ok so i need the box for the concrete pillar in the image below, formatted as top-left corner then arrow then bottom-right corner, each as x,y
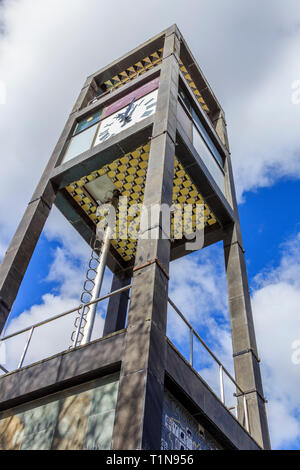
223,149 -> 271,449
0,188 -> 55,334
103,272 -> 131,336
211,109 -> 230,152
0,79 -> 92,334
112,30 -> 180,450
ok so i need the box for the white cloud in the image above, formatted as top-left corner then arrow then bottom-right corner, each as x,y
252,232 -> 300,449
1,240 -> 113,373
0,0 -> 299,451
167,233 -> 300,449
0,0 -> 299,248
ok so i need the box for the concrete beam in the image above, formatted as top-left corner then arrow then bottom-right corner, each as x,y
50,117 -> 153,189
170,224 -> 225,261
0,331 -> 125,411
165,340 -> 261,450
87,32 -> 165,87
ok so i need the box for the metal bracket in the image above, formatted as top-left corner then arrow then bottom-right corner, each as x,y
149,130 -> 176,146
29,195 -> 52,211
233,348 -> 260,363
223,239 -> 245,254
133,258 -> 170,280
235,388 -> 268,404
162,51 -> 181,67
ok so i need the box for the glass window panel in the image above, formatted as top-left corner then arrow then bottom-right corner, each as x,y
192,109 -> 224,167
63,123 -> 98,163
179,86 -> 192,113
192,125 -> 225,195
74,110 -> 102,135
177,102 -> 193,141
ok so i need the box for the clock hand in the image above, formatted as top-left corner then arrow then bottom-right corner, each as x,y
123,97 -> 136,122
116,98 -> 135,124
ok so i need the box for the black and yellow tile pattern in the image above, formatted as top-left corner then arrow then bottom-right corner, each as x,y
65,142 -> 217,262
102,49 -> 163,93
179,59 -> 210,113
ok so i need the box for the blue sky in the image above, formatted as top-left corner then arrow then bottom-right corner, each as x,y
240,179 -> 300,280
0,0 -> 300,450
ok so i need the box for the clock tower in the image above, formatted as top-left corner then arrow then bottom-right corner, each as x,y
0,25 -> 270,450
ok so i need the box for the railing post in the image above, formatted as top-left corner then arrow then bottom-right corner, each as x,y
72,304 -> 88,349
243,394 -> 250,432
219,364 -> 225,404
189,329 -> 193,367
0,363 -> 8,374
18,326 -> 34,369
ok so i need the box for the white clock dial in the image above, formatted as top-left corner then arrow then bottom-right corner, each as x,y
94,89 -> 158,146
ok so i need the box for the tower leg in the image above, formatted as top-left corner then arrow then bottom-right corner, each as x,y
0,186 -> 55,333
222,144 -> 271,449
111,30 -> 179,450
0,77 -> 92,334
103,272 -> 131,336
223,226 -> 271,449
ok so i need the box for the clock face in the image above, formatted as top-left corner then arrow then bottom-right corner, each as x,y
94,89 -> 158,146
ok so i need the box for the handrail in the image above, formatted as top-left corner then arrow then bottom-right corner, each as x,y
0,285 -> 132,343
168,297 -> 244,394
0,284 -> 132,374
0,364 -> 8,374
167,296 -> 250,433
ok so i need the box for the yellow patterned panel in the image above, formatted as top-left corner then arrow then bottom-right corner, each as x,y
179,59 -> 210,113
65,143 -> 217,262
103,49 -> 163,94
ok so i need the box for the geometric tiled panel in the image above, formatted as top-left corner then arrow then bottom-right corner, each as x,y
65,142 -> 217,262
179,59 -> 210,113
100,49 -> 163,95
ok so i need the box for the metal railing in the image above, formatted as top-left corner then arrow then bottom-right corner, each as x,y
167,297 -> 249,433
0,286 -> 249,434
0,284 -> 132,374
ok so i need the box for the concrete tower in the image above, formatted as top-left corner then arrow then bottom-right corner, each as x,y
0,25 -> 270,450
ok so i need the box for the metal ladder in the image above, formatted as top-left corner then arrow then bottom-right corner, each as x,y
70,233 -> 104,348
